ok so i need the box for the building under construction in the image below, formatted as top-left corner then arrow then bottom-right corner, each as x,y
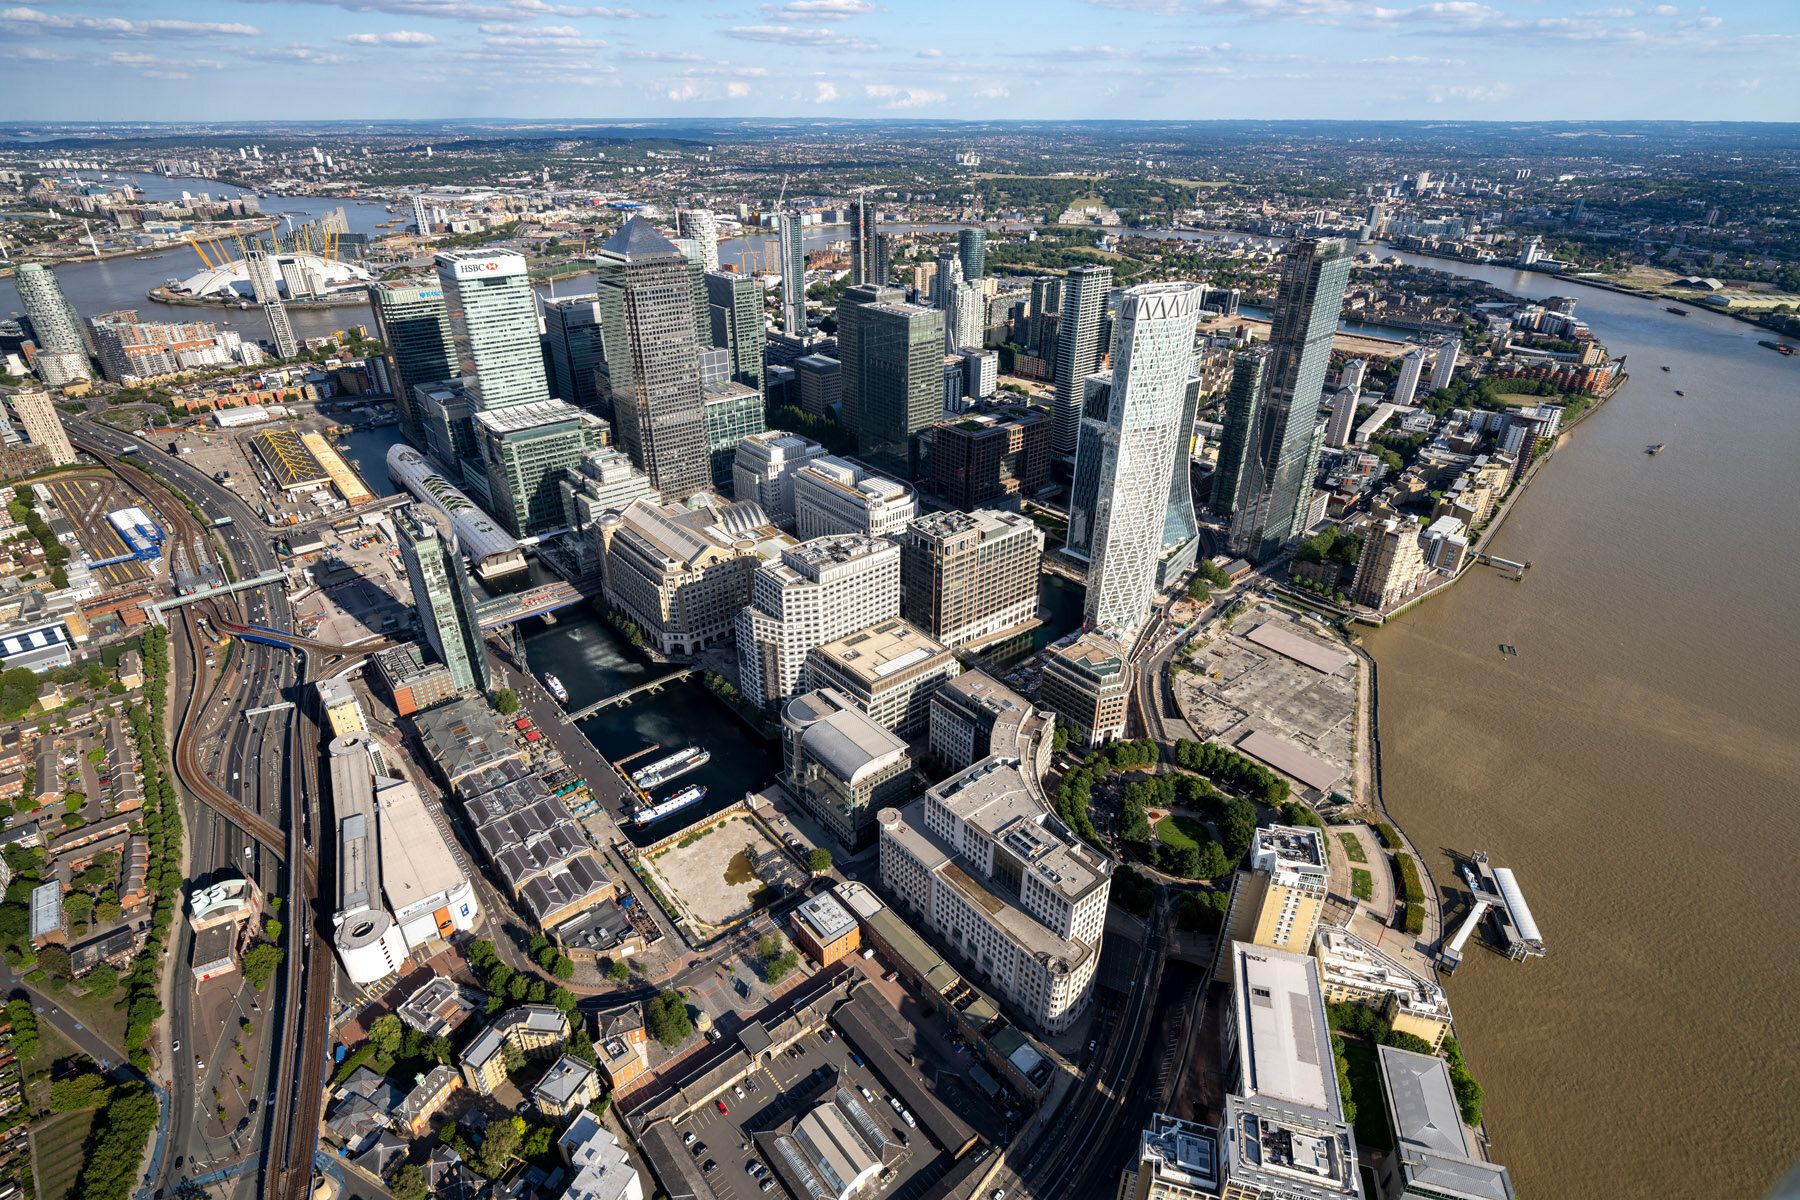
248,428 -> 330,493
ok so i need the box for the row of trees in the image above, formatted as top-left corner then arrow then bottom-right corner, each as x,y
467,938 -> 579,1014
1170,738 -> 1291,806
69,1079 -> 160,1200
758,936 -> 800,984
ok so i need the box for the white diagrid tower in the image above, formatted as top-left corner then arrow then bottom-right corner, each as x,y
1079,282 -> 1201,642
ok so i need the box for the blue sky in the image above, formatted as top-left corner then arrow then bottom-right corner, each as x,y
2,0 -> 1795,122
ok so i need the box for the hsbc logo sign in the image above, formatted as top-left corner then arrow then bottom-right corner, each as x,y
451,257 -> 517,279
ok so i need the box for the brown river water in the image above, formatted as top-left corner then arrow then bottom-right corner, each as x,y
1365,255 -> 1800,1198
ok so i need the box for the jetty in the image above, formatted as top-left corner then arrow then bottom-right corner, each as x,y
1440,850 -> 1546,970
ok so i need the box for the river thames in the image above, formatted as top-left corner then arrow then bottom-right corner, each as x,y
1367,253 -> 1800,1198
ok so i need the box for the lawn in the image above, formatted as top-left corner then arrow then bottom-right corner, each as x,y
1339,1040 -> 1394,1153
29,979 -> 129,1052
1337,833 -> 1368,864
32,1110 -> 97,1200
1156,815 -> 1212,852
1351,869 -> 1374,902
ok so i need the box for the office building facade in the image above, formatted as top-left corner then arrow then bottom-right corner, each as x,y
7,389 -> 76,467
794,354 -> 841,418
782,688 -> 911,852
475,400 -> 608,536
737,535 -> 902,713
592,218 -> 712,499
370,278 -> 458,448
436,250 -> 551,413
1050,264 -> 1112,455
540,293 -> 607,413
850,196 -> 880,287
701,380 -> 765,493
899,508 -> 1041,649
836,286 -> 944,478
732,430 -> 825,527
1217,826 -> 1328,986
704,269 -> 766,395
1039,634 -> 1132,748
957,228 -> 986,282
803,617 -> 960,738
1228,238 -> 1353,562
396,503 -> 491,695
1209,350 -> 1267,518
793,456 -> 916,540
924,404 -> 1050,509
1067,283 -> 1202,640
676,208 -> 720,271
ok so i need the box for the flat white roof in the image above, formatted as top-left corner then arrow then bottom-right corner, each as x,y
1232,941 -> 1339,1118
1246,623 -> 1352,675
376,776 -> 469,919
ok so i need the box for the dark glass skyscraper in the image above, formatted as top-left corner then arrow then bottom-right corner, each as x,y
705,269 -> 766,396
370,278 -> 458,449
540,293 -> 606,414
850,195 -> 879,286
836,284 -> 944,478
592,217 -> 711,498
958,228 -> 986,282
1208,349 -> 1268,518
1051,264 -> 1112,455
1228,238 -> 1353,561
396,503 -> 491,695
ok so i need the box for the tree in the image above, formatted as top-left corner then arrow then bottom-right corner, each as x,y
388,1164 -> 428,1200
552,986 -> 578,1013
523,1124 -> 553,1159
263,917 -> 283,940
476,1116 -> 525,1179
244,942 -> 284,989
646,990 -> 693,1047
501,1039 -> 526,1075
808,847 -> 833,873
609,960 -> 630,985
567,1028 -> 597,1064
493,688 -> 520,716
551,954 -> 575,981
5,999 -> 36,1060
369,1014 -> 402,1057
82,962 -> 119,998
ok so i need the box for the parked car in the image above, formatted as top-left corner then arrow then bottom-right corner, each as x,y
684,1132 -> 696,1146
717,1099 -> 729,1114
702,1160 -> 716,1173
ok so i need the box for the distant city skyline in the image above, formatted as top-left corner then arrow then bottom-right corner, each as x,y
1,0 -> 1793,122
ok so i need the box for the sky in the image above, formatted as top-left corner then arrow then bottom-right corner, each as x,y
1,0 -> 1796,123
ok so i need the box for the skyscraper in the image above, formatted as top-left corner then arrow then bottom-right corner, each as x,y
1429,336 -> 1460,392
1393,347 -> 1426,407
957,228 -> 986,282
263,301 -> 299,361
675,208 -> 720,271
370,278 -> 458,449
945,278 -> 983,354
705,270 -> 766,396
14,264 -> 90,386
395,502 -> 491,695
778,213 -> 808,335
7,388 -> 76,466
1070,283 -> 1202,641
1228,238 -> 1353,562
436,250 -> 550,413
475,400 -> 608,535
835,285 -> 944,478
1051,264 -> 1112,455
933,252 -> 962,310
242,242 -> 282,304
1028,275 -> 1061,358
591,217 -> 711,498
850,195 -> 879,287
1325,387 -> 1358,450
1209,350 -> 1267,518
540,294 -> 607,414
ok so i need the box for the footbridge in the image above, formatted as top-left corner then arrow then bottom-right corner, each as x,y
565,668 -> 697,721
474,579 -> 590,630
215,619 -> 398,658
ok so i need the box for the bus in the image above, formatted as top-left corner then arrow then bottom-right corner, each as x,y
212,516 -> 234,527
117,443 -> 140,455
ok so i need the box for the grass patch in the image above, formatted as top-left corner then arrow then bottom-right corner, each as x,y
1351,869 -> 1373,901
1337,832 -> 1368,864
1155,814 -> 1211,852
1339,1040 -> 1394,1153
33,984 -> 128,1051
32,1109 -> 97,1200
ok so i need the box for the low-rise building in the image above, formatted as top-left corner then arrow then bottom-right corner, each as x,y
412,697 -> 525,789
372,643 -> 457,717
394,1064 -> 463,1136
596,1008 -> 650,1092
1315,928 -> 1453,1052
533,1053 -> 601,1120
802,617 -> 959,738
779,689 -> 911,851
460,1005 -> 569,1096
559,1109 -> 644,1200
877,757 -> 1111,1034
1119,1112 -> 1221,1200
1375,1044 -> 1515,1199
1038,634 -> 1132,747
396,975 -> 484,1039
316,676 -> 366,739
789,889 -> 861,966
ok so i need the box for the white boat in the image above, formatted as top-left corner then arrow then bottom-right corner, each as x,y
632,784 -> 706,826
543,673 -> 568,704
632,747 -> 710,789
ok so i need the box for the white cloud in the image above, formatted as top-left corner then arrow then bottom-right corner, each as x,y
971,84 -> 1009,98
247,43 -> 353,63
621,48 -> 706,60
725,23 -> 875,46
1,6 -> 261,37
1431,81 -> 1513,102
335,29 -> 438,42
812,80 -> 838,101
864,82 -> 944,107
763,0 -> 877,18
508,0 -> 662,16
1646,2 -> 1677,11
916,46 -> 941,57
728,80 -> 751,95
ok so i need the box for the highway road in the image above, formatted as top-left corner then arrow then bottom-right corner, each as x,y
67,419 -> 335,1200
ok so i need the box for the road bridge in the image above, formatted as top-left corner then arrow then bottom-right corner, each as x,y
473,579 -> 588,629
565,668 -> 697,721
214,619 -> 398,658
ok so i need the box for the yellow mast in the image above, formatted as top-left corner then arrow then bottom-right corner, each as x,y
188,236 -> 214,269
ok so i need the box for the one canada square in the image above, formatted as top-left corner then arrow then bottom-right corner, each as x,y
1076,282 -> 1202,640
1228,238 -> 1353,562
